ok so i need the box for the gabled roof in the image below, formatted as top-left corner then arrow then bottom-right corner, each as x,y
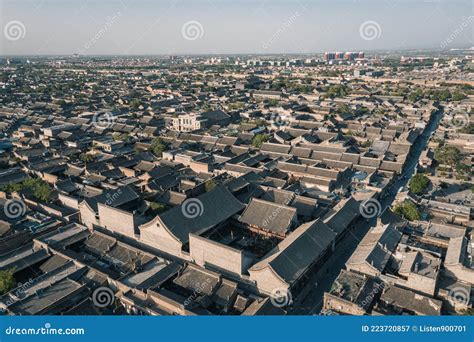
238,198 -> 297,236
360,223 -> 402,252
346,222 -> 402,274
323,197 -> 361,235
380,284 -> 442,315
201,109 -> 230,121
144,186 -> 244,243
83,186 -> 139,212
250,219 -> 336,285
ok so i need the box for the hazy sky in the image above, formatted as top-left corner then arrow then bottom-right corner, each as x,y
0,0 -> 472,55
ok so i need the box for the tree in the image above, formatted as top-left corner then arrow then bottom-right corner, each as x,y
409,174 -> 430,194
455,163 -> 471,180
1,178 -> 52,202
459,124 -> 474,134
80,153 -> 96,163
435,146 -> 462,167
148,202 -> 167,213
326,84 -> 349,99
452,92 -> 467,101
408,88 -> 424,102
149,137 -> 168,157
267,99 -> 280,106
130,99 -> 141,109
251,134 -> 269,148
33,183 -> 53,202
336,104 -> 351,114
0,269 -> 15,294
394,200 -> 421,221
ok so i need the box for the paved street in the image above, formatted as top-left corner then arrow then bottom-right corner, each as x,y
289,107 -> 445,315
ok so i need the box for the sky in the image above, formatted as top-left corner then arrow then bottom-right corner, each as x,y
0,0 -> 472,55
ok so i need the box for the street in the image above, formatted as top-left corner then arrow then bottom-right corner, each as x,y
289,107 -> 445,315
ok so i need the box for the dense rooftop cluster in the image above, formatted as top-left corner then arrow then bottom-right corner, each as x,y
0,53 -> 472,316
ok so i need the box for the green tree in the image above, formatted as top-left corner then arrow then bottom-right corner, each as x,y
251,134 -> 269,148
435,146 -> 462,167
0,269 -> 15,294
326,84 -> 349,98
394,200 -> 421,221
409,174 -> 430,195
80,153 -> 96,163
452,92 -> 467,101
336,104 -> 351,114
459,124 -> 474,134
130,99 -> 141,109
408,88 -> 424,102
1,178 -> 52,202
267,99 -> 280,106
150,137 -> 168,157
148,202 -> 167,213
33,183 -> 53,202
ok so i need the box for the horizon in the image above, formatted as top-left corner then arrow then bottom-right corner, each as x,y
1,0 -> 473,56
1,47 -> 473,58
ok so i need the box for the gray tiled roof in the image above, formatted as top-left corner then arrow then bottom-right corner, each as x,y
323,197 -> 361,235
250,219 -> 336,285
157,186 -> 245,243
238,198 -> 297,236
380,284 -> 442,315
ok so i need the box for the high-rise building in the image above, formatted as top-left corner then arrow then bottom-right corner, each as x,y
324,52 -> 336,61
324,51 -> 364,61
